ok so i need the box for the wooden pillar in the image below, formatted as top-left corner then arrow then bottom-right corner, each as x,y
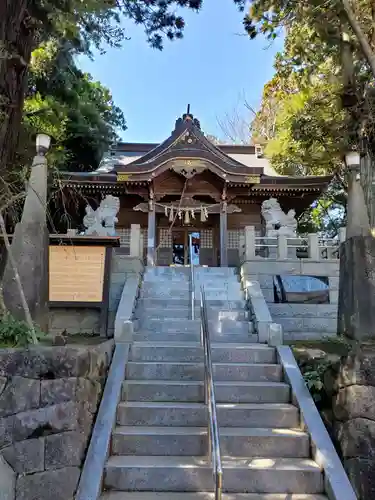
220,200 -> 228,267
147,191 -> 156,266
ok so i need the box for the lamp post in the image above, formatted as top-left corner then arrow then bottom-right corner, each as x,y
2,133 -> 51,330
36,133 -> 51,157
344,149 -> 370,239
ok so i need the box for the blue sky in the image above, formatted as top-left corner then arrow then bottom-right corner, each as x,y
79,0 -> 284,143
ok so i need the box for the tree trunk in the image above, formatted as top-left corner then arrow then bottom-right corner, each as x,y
342,0 -> 375,78
0,0 -> 35,181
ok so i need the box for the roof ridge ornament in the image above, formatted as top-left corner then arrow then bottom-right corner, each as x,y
174,104 -> 201,131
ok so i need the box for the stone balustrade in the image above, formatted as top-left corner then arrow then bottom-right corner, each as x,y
242,226 -> 346,261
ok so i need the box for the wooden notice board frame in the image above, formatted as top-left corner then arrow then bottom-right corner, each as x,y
48,235 -> 120,336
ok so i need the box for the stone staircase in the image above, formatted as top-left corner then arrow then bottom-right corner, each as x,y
100,266 -> 327,500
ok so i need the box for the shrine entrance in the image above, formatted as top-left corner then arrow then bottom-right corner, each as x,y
172,229 -> 201,265
133,196 -> 243,267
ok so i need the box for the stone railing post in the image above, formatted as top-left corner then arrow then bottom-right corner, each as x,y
244,226 -> 256,260
308,233 -> 320,260
130,224 -> 141,257
277,234 -> 288,259
339,227 -> 346,243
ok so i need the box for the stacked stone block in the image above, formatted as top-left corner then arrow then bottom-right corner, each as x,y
0,341 -> 113,500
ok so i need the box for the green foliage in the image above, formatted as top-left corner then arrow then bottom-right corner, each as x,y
245,1 -> 375,234
292,337 -> 352,405
251,19 -> 349,178
0,313 -> 44,348
5,0 -> 252,191
3,0 -> 251,179
246,0 -> 375,149
264,79 -> 347,177
28,0 -> 209,53
303,361 -> 331,403
22,40 -> 127,172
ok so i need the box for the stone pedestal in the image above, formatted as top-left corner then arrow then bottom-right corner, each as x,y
338,235 -> 375,340
2,155 -> 49,331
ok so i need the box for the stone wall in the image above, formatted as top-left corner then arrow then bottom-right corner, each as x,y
332,346 -> 375,500
268,303 -> 337,341
0,340 -> 114,500
49,308 -> 100,336
241,260 -> 340,341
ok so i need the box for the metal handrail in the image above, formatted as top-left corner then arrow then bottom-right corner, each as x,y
189,234 -> 195,320
200,286 -> 223,500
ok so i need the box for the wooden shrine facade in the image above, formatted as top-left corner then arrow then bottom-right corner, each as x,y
59,109 -> 333,267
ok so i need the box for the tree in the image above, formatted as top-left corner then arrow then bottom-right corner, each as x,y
245,0 -> 375,226
1,0 -> 250,186
24,40 -> 127,173
1,0 -> 203,187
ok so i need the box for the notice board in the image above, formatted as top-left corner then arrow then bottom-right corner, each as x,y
49,245 -> 106,302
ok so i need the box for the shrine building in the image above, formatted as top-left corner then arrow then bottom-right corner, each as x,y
59,109 -> 332,267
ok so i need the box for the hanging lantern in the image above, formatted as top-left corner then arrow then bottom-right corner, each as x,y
184,209 -> 190,224
169,206 -> 174,222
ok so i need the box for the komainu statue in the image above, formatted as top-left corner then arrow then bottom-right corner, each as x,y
261,197 -> 297,237
83,195 -> 120,236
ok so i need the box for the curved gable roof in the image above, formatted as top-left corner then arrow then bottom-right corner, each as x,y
113,113 -> 264,177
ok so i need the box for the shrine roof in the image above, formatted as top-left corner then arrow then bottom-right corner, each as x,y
59,109 -> 333,192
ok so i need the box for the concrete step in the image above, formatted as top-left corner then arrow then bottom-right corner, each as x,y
135,308 -> 248,321
132,332 -> 258,344
130,341 -> 276,364
142,281 -> 191,288
141,287 -> 191,295
134,319 -> 200,334
135,319 -> 250,336
136,298 -> 196,309
142,278 -> 239,286
137,298 -> 247,309
139,293 -> 245,302
101,493 -> 328,500
111,426 -> 309,458
203,292 -> 244,301
129,343 -> 275,364
122,380 -> 290,403
140,290 -> 191,299
112,426 -> 205,456
116,402 -> 299,428
144,267 -> 190,275
195,268 -> 238,277
104,456 -> 323,493
126,362 -> 282,382
194,283 -> 243,291
194,285 -> 242,293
